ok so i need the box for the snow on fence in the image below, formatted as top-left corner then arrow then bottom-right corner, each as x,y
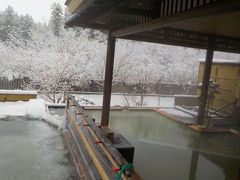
40,92 -> 198,107
0,90 -> 37,102
0,90 -> 37,95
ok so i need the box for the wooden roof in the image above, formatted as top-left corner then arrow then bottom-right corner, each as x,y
65,0 -> 240,53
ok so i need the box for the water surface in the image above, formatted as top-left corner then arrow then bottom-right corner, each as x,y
86,110 -> 240,180
0,116 -> 76,180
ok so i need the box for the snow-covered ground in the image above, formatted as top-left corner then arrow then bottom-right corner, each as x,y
0,93 -> 176,131
160,108 -> 194,119
0,99 -> 62,128
159,108 -> 196,124
0,93 -> 186,128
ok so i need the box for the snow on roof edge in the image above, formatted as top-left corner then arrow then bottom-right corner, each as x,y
199,58 -> 240,64
0,90 -> 37,95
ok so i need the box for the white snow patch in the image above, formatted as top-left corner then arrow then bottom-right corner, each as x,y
0,89 -> 37,95
199,58 -> 240,64
0,99 -> 62,128
160,108 -> 194,118
174,95 -> 198,98
46,102 -> 66,107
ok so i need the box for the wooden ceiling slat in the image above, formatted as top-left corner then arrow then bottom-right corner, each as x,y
111,0 -> 240,38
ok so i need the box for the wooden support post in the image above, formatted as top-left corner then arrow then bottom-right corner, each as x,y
197,37 -> 215,125
101,32 -> 116,126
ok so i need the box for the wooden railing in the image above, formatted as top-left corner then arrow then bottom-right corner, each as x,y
64,94 -> 141,180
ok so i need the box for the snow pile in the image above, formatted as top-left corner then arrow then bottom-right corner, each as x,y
0,99 -> 62,128
0,90 -> 37,95
76,96 -> 95,106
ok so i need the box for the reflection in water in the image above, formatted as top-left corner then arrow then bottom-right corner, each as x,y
135,140 -> 236,180
189,150 -> 199,180
86,110 -> 240,180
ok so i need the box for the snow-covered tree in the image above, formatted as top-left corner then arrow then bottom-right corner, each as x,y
11,27 -> 101,102
0,6 -> 34,45
64,7 -> 72,22
49,3 -> 63,37
0,6 -> 19,42
0,41 -> 16,78
18,15 -> 34,42
1,6 -> 240,104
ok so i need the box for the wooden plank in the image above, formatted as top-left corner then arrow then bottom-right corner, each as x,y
64,131 -> 92,180
67,94 -> 128,166
85,125 -> 128,180
66,95 -> 142,179
67,109 -> 111,180
68,121 -> 102,179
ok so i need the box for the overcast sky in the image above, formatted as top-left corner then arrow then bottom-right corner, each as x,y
0,0 -> 67,23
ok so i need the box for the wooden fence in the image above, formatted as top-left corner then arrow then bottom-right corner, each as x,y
0,77 -> 24,90
0,77 -> 197,95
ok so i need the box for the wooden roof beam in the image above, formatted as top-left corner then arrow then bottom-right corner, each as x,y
117,27 -> 240,54
111,0 -> 240,38
91,0 -> 119,9
114,7 -> 155,17
65,22 -> 108,31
